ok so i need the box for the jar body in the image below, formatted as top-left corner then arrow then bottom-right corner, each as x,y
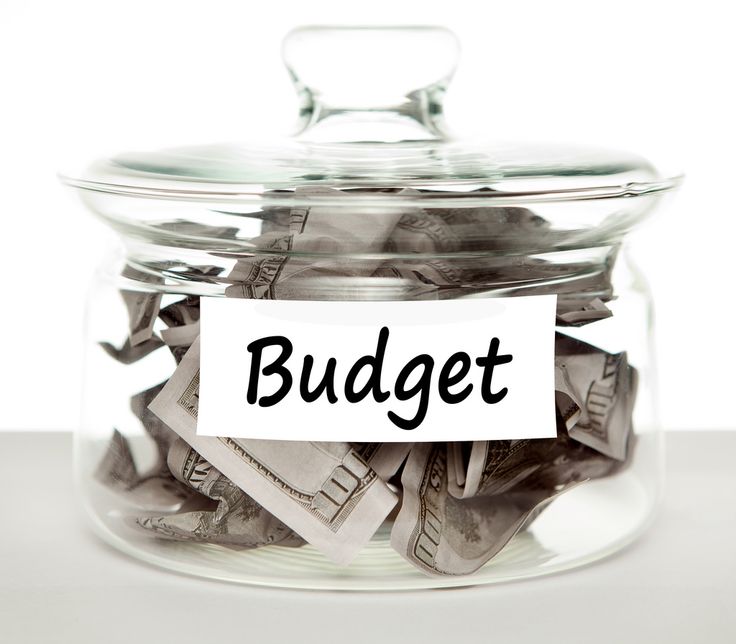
76,205 -> 661,589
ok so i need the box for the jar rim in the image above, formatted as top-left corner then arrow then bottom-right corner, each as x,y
60,173 -> 682,207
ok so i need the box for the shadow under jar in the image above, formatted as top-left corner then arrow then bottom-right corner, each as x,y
62,26 -> 681,590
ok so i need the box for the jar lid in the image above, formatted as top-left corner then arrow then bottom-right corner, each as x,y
62,26 -> 679,207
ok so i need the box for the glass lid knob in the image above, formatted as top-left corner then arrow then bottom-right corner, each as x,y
282,26 -> 460,141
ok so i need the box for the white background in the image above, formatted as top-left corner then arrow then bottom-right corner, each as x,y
0,0 -> 733,431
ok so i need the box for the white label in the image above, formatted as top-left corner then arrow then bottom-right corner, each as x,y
197,295 -> 557,442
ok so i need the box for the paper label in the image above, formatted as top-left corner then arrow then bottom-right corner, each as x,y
197,295 -> 557,442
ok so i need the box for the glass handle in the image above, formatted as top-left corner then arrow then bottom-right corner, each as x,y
282,26 -> 460,141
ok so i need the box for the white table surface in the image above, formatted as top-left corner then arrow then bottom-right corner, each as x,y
1,431 -> 735,644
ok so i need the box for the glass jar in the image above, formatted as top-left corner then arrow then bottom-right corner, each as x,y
63,26 -> 681,590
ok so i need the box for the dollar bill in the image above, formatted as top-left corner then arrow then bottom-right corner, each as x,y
136,439 -> 304,549
555,363 -> 583,430
351,443 -> 413,482
556,297 -> 612,326
160,322 -> 200,348
130,382 -> 180,467
555,333 -> 637,461
121,265 -> 163,346
99,335 -> 164,365
157,295 -> 201,361
434,203 -> 551,253
386,199 -> 550,254
447,440 -> 530,500
446,441 -> 471,498
371,259 -> 463,296
461,430 -> 627,503
225,186 -> 418,300
391,443 -> 580,576
385,208 -> 462,254
95,429 -> 193,511
159,296 -> 200,328
148,338 -> 398,565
